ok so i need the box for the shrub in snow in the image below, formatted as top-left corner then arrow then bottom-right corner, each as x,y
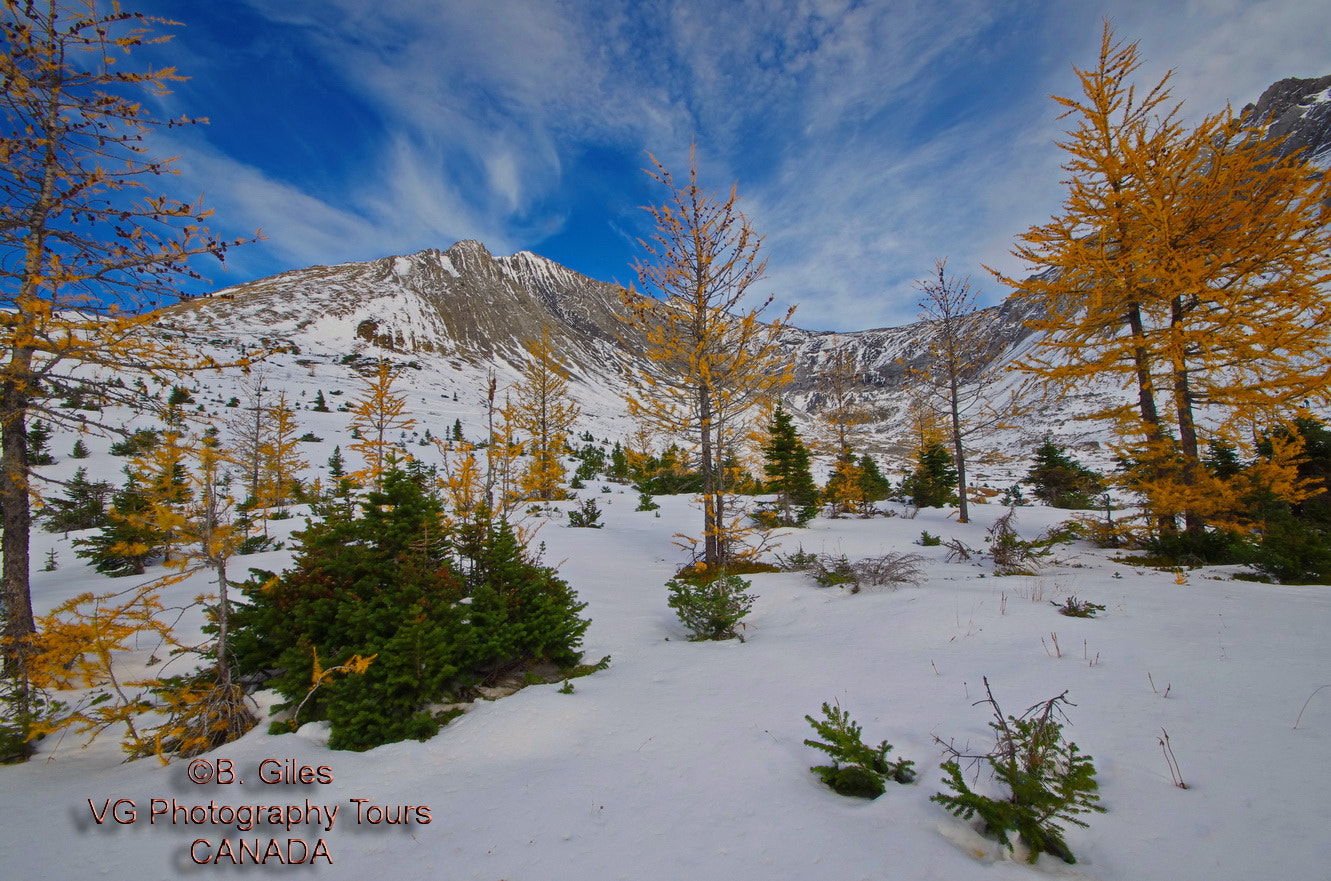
666,572 -> 755,641
804,701 -> 915,798
567,497 -> 604,528
986,508 -> 1047,575
932,679 -> 1105,864
232,464 -> 589,751
807,552 -> 926,593
1054,596 -> 1105,618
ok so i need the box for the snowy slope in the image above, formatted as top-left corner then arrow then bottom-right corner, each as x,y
157,237 -> 1122,484
3,371 -> 1330,879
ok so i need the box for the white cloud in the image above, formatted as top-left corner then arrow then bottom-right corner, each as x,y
164,0 -> 1329,330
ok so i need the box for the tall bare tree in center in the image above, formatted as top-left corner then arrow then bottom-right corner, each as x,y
620,147 -> 793,571
912,260 -> 1008,524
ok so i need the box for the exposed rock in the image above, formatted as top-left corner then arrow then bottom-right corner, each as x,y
1240,74 -> 1331,162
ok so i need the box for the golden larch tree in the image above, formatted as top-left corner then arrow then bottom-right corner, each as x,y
511,328 -> 581,501
996,23 -> 1331,535
348,358 -> 415,490
0,1 -> 255,687
259,391 -> 307,511
620,146 -> 794,571
817,347 -> 869,517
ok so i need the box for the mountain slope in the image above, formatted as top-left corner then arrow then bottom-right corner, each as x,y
159,72 -> 1331,465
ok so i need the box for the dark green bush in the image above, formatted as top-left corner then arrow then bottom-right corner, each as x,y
1141,527 -> 1248,566
804,701 -> 915,798
666,572 -> 755,640
232,466 -> 589,751
933,682 -> 1105,864
1024,436 -> 1103,509
41,468 -> 113,535
108,428 -> 158,457
901,440 -> 958,508
567,498 -> 604,528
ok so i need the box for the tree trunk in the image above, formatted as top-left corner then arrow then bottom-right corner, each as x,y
1170,297 -> 1205,535
699,386 -> 718,570
1125,301 -> 1176,535
949,369 -> 969,523
0,351 -> 35,682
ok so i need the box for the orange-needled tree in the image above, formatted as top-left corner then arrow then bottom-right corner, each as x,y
348,358 -> 415,491
620,147 -> 793,572
0,2 -> 255,695
996,23 -> 1331,537
512,328 -> 581,501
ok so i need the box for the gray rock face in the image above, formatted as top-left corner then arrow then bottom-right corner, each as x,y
1240,74 -> 1331,162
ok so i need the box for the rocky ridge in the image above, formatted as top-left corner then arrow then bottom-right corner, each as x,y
159,73 -> 1331,459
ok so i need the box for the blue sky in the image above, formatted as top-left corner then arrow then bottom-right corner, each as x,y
136,0 -> 1330,330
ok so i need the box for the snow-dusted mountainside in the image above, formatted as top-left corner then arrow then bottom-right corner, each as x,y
159,240 -> 1067,467
1240,74 -> 1331,163
162,240 -> 639,379
157,72 -> 1331,467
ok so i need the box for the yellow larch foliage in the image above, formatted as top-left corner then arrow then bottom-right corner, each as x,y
510,329 -> 580,500
620,145 -> 794,570
282,647 -> 376,734
22,585 -> 180,756
823,453 -> 864,518
0,1 -> 259,680
995,23 -> 1331,535
259,391 -> 307,511
65,431 -> 260,759
127,427 -> 193,564
348,358 -> 416,490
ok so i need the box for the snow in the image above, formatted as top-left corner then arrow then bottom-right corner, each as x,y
3,363 -> 1331,881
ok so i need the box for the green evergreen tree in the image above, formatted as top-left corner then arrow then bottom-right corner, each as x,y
70,438 -> 89,459
1248,417 -> 1331,583
1203,440 -> 1243,480
1023,436 -> 1104,509
108,428 -> 158,457
804,701 -> 915,798
311,390 -> 330,412
464,521 -> 589,673
327,445 -> 347,479
932,684 -> 1105,864
231,464 -> 589,751
26,419 -> 54,465
40,467 -> 113,535
761,404 -> 819,525
857,455 -> 892,507
608,442 -> 631,483
903,440 -> 959,508
73,474 -> 161,576
232,467 -> 468,750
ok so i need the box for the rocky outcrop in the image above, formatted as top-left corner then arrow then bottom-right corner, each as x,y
1241,75 -> 1331,162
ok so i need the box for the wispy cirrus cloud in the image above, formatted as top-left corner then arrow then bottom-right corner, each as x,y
141,0 -> 1329,328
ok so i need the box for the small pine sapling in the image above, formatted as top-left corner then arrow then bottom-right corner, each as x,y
804,701 -> 916,798
1054,596 -> 1106,618
567,497 -> 604,528
932,679 -> 1105,864
665,572 -> 756,641
987,508 -> 1047,575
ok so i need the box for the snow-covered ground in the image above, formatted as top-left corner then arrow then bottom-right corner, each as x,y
3,357 -> 1331,881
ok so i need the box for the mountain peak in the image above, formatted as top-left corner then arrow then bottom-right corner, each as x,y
1241,74 -> 1331,161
